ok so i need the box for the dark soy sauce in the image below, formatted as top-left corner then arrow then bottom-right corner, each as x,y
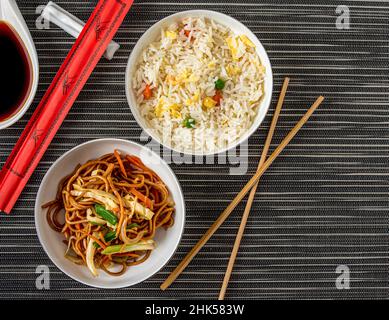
0,21 -> 32,122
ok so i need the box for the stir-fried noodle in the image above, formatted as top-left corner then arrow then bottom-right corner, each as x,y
43,151 -> 175,276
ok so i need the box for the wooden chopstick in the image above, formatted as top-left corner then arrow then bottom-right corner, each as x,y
218,77 -> 290,300
160,95 -> 325,291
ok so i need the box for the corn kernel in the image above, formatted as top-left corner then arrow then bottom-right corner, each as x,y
203,97 -> 217,109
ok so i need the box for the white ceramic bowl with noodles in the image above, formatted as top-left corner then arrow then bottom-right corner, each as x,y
125,10 -> 273,156
34,139 -> 185,288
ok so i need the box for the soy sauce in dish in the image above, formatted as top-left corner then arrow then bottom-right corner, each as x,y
0,21 -> 32,122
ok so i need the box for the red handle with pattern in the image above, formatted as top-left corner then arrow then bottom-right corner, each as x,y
0,0 -> 134,213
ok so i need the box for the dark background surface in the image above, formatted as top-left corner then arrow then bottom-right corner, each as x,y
0,0 -> 388,299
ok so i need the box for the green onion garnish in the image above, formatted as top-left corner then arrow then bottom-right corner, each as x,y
95,204 -> 118,226
127,223 -> 140,230
183,117 -> 196,128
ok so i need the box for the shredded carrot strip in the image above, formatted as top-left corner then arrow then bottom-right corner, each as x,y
143,84 -> 152,99
213,90 -> 223,106
114,149 -> 127,178
92,237 -> 106,249
183,27 -> 195,41
79,231 -> 107,249
99,231 -> 107,246
126,155 -> 157,179
101,255 -> 111,265
130,188 -> 153,209
126,155 -> 143,167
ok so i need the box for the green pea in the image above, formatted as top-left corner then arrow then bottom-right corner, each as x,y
215,78 -> 225,90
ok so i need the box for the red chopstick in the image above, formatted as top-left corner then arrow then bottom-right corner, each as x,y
0,0 -> 134,214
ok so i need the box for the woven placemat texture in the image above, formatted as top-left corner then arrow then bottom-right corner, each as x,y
0,0 -> 388,299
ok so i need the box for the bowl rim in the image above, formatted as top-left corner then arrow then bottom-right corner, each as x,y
125,9 -> 273,156
34,138 -> 186,289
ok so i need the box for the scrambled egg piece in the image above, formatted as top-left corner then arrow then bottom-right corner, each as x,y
226,65 -> 241,76
165,31 -> 177,39
155,100 -> 182,118
185,92 -> 200,106
239,35 -> 255,48
226,37 -> 238,60
208,61 -> 216,69
166,75 -> 177,85
176,69 -> 190,83
155,98 -> 167,118
169,104 -> 182,119
186,74 -> 199,83
226,35 -> 255,60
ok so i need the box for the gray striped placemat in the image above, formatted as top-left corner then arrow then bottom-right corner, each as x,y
0,0 -> 388,299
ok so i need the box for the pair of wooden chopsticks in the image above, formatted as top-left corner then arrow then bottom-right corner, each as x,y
218,77 -> 289,299
160,78 -> 325,298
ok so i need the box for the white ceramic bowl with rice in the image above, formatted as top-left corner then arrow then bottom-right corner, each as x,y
126,10 -> 273,155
